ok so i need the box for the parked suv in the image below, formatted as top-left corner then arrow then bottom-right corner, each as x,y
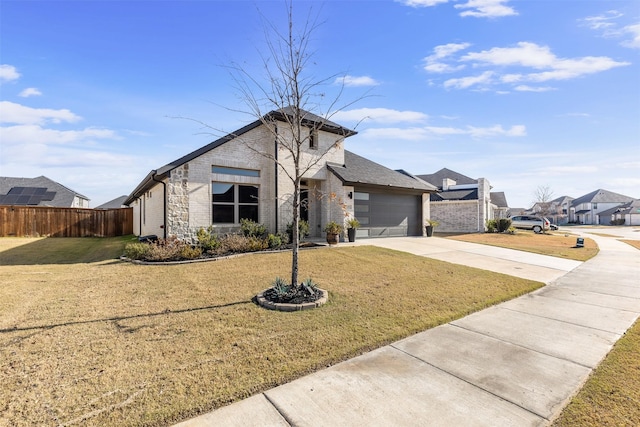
509,215 -> 550,233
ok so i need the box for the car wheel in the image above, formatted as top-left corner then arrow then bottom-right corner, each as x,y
533,225 -> 542,233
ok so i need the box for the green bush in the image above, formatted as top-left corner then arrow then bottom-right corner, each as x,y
286,219 -> 309,242
197,226 -> 219,252
267,233 -> 284,249
124,242 -> 150,260
485,219 -> 497,233
498,218 -> 512,233
240,219 -> 267,238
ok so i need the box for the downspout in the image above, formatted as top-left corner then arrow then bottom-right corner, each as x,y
151,170 -> 167,239
274,124 -> 279,233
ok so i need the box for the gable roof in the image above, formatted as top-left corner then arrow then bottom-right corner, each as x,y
95,195 -> 128,209
571,189 -> 635,206
0,176 -> 89,207
125,108 -> 357,205
490,191 -> 509,208
417,168 -> 477,189
327,151 -> 436,193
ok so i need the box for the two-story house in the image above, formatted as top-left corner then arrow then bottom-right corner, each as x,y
570,189 -> 635,225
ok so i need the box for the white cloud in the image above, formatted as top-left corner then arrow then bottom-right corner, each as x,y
1,124 -> 117,146
581,10 -> 623,31
399,0 -> 449,7
424,43 -> 471,73
0,101 -> 82,125
581,11 -> 640,49
333,108 -> 428,124
454,0 -> 517,18
335,75 -> 380,87
514,85 -> 555,92
444,71 -> 494,89
432,41 -> 629,91
359,122 -> 526,140
0,64 -> 20,82
400,0 -> 517,18
621,23 -> 640,49
19,87 -> 42,98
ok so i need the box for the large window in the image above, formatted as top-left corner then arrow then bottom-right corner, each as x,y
212,183 -> 259,224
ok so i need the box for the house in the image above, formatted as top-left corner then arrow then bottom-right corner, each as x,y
530,195 -> 574,225
95,195 -> 128,209
603,199 -> 640,226
570,189 -> 636,225
0,176 -> 90,208
124,109 -> 437,241
416,168 -> 507,233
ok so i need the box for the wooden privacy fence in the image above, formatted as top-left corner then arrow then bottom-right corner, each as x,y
0,206 -> 133,237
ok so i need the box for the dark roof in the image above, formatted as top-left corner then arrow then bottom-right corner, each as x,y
417,168 -> 477,189
571,189 -> 635,206
490,191 -> 509,208
327,151 -> 436,193
431,188 -> 478,201
125,108 -> 357,205
95,195 -> 128,209
0,176 -> 89,207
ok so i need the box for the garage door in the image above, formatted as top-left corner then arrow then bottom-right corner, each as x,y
354,190 -> 422,237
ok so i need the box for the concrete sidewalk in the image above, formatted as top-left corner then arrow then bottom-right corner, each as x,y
176,234 -> 640,427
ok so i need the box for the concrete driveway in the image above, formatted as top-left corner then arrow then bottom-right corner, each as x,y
176,230 -> 640,427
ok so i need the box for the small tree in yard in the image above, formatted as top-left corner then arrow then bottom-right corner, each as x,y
223,2 -> 363,294
532,185 -> 555,218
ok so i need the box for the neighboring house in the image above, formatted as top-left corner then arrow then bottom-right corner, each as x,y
604,199 -> 640,226
570,189 -> 636,225
0,176 -> 90,208
531,195 -> 574,225
95,195 -> 128,209
124,109 -> 437,241
416,168 -> 507,233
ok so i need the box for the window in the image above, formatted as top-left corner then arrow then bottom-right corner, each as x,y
309,129 -> 318,149
212,183 -> 259,224
212,166 -> 260,177
592,203 -> 598,209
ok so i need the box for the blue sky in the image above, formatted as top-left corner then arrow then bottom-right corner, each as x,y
1,0 -> 638,208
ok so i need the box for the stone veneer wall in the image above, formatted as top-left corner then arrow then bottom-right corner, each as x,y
167,164 -> 191,241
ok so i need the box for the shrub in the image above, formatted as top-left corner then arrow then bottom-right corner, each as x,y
197,226 -> 219,252
286,219 -> 310,241
486,219 -> 497,233
217,234 -> 267,254
124,242 -> 150,260
179,245 -> 202,260
610,218 -> 626,226
267,233 -> 284,249
145,237 -> 193,261
498,218 -> 512,233
507,226 -> 517,234
240,219 -> 267,238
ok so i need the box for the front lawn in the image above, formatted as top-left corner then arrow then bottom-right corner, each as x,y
0,237 -> 542,427
447,231 -> 599,261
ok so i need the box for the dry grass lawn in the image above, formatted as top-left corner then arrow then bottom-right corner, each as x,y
553,318 -> 640,426
0,237 -> 543,427
447,231 -> 599,261
621,240 -> 640,250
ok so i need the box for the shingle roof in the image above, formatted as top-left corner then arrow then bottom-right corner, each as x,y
0,176 -> 89,207
95,195 -> 128,209
417,168 -> 477,189
490,191 -> 509,208
571,189 -> 635,206
327,151 -> 437,192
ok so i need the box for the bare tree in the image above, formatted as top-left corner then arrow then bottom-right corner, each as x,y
532,185 -> 555,218
223,2 -> 363,289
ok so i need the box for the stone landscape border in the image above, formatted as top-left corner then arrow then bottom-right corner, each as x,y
255,288 -> 329,312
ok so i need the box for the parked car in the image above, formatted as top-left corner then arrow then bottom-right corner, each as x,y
549,223 -> 558,231
509,215 -> 550,233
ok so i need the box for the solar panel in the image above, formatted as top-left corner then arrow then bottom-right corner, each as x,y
0,187 -> 57,205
